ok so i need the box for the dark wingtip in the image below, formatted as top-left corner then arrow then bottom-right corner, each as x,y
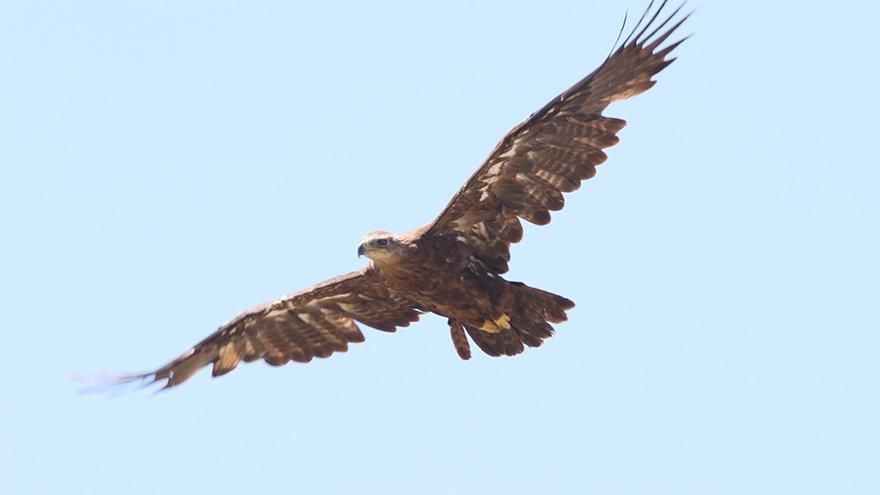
634,0 -> 671,46
607,8 -> 630,59
70,370 -> 163,396
613,1 -> 692,58
644,6 -> 693,52
619,0 -> 657,49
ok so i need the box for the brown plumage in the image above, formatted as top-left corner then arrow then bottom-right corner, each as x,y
110,1 -> 690,390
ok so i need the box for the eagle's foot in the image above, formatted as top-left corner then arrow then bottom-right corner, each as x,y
478,314 -> 511,333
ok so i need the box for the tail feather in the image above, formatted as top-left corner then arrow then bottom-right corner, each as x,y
510,316 -> 554,347
502,329 -> 525,356
449,282 -> 574,358
463,324 -> 503,357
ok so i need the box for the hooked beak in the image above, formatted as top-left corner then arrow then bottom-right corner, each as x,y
357,244 -> 365,257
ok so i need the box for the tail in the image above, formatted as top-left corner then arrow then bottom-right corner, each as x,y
448,282 -> 575,359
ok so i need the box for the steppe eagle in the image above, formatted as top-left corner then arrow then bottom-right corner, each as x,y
112,1 -> 690,389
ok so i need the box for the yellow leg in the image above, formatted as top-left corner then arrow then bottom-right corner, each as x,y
479,314 -> 511,333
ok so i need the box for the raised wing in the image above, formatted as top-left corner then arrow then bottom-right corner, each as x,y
425,1 -> 690,273
116,268 -> 420,389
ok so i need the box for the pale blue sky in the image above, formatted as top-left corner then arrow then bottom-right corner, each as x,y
2,1 -> 878,494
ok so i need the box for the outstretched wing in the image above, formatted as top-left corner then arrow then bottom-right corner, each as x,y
117,268 -> 420,389
424,1 -> 690,273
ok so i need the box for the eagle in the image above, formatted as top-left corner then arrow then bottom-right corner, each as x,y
113,2 -> 690,389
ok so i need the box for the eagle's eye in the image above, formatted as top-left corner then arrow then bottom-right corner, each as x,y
376,239 -> 389,247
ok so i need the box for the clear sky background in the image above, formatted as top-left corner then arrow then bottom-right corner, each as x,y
2,1 -> 878,494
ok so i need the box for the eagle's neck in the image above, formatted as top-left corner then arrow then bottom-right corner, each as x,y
369,242 -> 436,291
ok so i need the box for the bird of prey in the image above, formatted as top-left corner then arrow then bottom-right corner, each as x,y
115,2 -> 690,389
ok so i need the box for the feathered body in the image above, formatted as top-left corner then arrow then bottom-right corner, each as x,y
107,1 -> 691,389
362,229 -> 574,359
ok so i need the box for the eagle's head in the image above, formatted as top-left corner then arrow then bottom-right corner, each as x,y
358,230 -> 405,263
